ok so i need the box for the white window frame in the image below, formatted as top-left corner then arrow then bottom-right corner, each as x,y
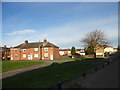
23,54 -> 26,58
23,49 -> 26,52
44,48 -> 48,51
34,48 -> 38,51
34,54 -> 38,58
44,53 -> 48,58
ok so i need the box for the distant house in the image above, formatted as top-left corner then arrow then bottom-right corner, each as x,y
59,48 -> 85,56
96,47 -> 104,56
76,49 -> 85,55
113,48 -> 118,52
84,46 -> 118,57
59,49 -> 71,56
10,39 -> 60,60
0,45 -> 10,60
104,46 -> 117,54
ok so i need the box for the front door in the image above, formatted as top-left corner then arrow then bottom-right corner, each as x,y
28,54 -> 32,60
50,54 -> 53,60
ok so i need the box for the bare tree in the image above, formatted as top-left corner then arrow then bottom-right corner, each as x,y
81,29 -> 109,59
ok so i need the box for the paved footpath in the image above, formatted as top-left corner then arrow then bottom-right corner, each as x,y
62,58 -> 118,88
2,60 -> 55,79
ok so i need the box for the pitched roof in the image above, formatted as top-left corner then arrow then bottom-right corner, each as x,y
42,42 -> 59,48
13,42 -> 59,49
59,49 -> 71,51
0,47 -> 10,52
59,49 -> 84,51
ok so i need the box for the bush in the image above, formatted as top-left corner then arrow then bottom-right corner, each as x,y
72,53 -> 81,58
71,47 -> 76,55
4,57 -> 10,60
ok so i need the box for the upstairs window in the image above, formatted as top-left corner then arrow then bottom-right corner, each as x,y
44,48 -> 48,51
23,49 -> 26,52
34,48 -> 38,51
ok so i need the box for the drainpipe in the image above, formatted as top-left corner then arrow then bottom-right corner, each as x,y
20,49 -> 21,61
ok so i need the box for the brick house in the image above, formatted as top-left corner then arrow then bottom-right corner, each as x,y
84,46 -> 118,57
104,46 -> 117,54
59,49 -> 85,56
59,49 -> 71,56
0,45 -> 10,60
10,39 -> 60,60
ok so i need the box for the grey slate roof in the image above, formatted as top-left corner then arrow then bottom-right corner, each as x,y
0,47 -> 10,52
13,42 -> 59,49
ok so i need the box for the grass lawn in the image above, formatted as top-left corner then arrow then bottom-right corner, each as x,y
3,60 -> 105,88
2,61 -> 44,72
68,57 -> 105,61
0,61 -> 2,73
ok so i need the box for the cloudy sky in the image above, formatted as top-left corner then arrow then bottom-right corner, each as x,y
2,2 -> 118,49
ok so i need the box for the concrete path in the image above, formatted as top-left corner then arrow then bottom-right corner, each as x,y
62,54 -> 119,88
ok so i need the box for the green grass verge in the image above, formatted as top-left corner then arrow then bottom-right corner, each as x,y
0,61 -> 2,73
68,57 -> 105,61
3,60 -> 102,88
2,61 -> 44,72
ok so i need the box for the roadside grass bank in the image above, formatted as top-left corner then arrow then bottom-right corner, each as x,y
68,57 -> 106,61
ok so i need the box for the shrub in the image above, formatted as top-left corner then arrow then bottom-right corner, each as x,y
4,57 -> 10,60
71,47 -> 76,55
72,53 -> 81,58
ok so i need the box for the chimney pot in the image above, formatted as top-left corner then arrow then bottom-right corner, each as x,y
4,45 -> 6,48
24,40 -> 28,44
44,39 -> 47,43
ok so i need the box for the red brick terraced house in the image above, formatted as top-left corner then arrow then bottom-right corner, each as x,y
0,45 -> 10,60
59,49 -> 85,56
10,39 -> 60,60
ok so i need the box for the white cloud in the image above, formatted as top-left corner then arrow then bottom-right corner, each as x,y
6,29 -> 37,36
3,16 -> 118,48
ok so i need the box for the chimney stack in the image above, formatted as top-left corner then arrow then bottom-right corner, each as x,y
4,45 -> 6,48
43,39 -> 47,43
24,40 -> 28,44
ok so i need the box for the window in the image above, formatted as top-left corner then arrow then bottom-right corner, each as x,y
44,48 -> 48,51
14,54 -> 18,57
34,48 -> 38,51
23,49 -> 26,52
34,54 -> 38,58
44,53 -> 48,58
23,54 -> 26,58
14,49 -> 18,52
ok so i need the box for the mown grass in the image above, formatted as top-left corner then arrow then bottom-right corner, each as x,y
3,60 -> 104,88
68,57 -> 105,61
0,61 -> 2,73
2,61 -> 44,72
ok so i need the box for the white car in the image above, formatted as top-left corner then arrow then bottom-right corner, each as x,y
79,52 -> 85,55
